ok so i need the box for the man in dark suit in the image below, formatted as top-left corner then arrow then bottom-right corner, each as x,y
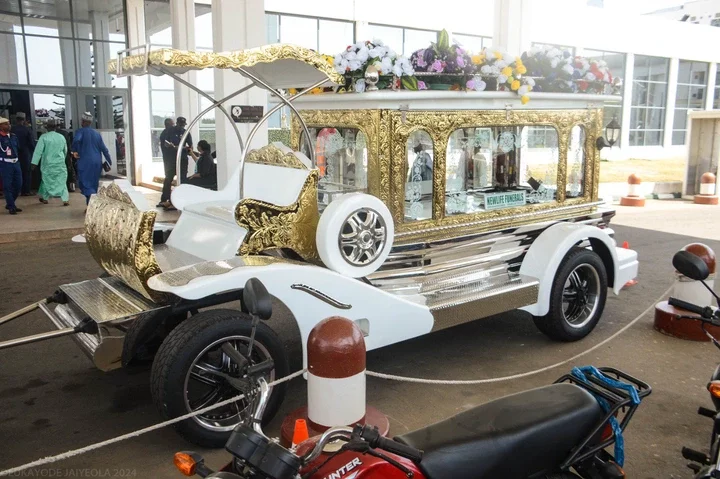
11,112 -> 35,196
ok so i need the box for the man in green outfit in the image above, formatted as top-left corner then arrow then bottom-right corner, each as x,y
31,119 -> 69,206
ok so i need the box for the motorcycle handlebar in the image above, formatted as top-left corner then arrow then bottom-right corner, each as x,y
358,426 -> 423,463
669,297 -> 710,318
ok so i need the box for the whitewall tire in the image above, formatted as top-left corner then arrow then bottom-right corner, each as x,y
316,193 -> 394,278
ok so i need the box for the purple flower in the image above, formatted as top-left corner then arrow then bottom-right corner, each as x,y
418,80 -> 428,90
416,49 -> 427,68
430,59 -> 444,73
457,56 -> 465,68
466,79 -> 475,90
456,47 -> 465,55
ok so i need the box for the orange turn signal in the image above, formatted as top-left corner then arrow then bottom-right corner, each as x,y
708,381 -> 720,399
174,452 -> 197,476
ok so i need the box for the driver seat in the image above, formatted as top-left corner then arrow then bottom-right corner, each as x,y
395,383 -> 604,479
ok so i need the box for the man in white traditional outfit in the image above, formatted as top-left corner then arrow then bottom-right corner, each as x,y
31,119 -> 69,206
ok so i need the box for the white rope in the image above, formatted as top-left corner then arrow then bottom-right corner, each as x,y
366,285 -> 672,385
0,369 -> 306,477
0,285 -> 670,475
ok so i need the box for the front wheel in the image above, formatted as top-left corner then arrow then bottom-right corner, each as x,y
150,309 -> 289,448
533,247 -> 608,342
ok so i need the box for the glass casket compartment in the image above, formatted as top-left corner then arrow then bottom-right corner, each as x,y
300,127 -> 370,212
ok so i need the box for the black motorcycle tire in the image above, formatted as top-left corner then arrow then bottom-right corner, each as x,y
533,247 -> 608,342
544,473 -> 581,479
150,309 -> 289,448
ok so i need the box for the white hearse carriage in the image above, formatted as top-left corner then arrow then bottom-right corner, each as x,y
0,43 -> 638,447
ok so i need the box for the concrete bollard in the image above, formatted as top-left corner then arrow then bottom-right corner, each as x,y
694,172 -> 719,205
280,316 -> 389,447
620,174 -> 645,207
654,243 -> 720,341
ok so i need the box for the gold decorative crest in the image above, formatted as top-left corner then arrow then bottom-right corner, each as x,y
85,183 -> 166,303
235,170 -> 321,262
246,144 -> 309,169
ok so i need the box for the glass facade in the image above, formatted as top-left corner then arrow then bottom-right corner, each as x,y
584,49 -> 625,145
630,55 -> 670,146
673,60 -> 708,145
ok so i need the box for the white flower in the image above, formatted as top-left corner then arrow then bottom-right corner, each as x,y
345,51 -> 357,61
392,62 -> 403,77
355,78 -> 366,93
334,64 -> 345,74
381,57 -> 393,74
526,77 -> 536,87
490,64 -> 501,75
496,60 -> 507,69
585,72 -> 597,81
354,41 -> 365,50
372,37 -> 384,46
401,59 -> 414,76
480,65 -> 492,75
550,58 -> 559,68
368,46 -> 386,59
562,64 -> 574,75
357,47 -> 369,62
499,74 -> 508,84
518,85 -> 530,95
387,49 -> 397,59
473,77 -> 487,91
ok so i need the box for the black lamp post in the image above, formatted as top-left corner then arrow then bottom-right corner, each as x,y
596,115 -> 621,149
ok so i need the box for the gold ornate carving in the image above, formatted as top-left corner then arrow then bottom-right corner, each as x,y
235,170 -> 322,262
107,45 -> 344,85
85,183 -> 166,303
290,109 -> 382,199
246,144 -> 308,169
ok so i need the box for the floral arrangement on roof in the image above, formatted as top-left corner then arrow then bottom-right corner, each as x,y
333,39 -> 414,92
407,29 -> 474,90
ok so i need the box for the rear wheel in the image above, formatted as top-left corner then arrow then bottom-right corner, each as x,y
543,473 -> 581,479
533,247 -> 608,342
150,309 -> 289,448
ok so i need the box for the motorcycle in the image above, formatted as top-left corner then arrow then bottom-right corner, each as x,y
173,277 -> 651,479
671,250 -> 720,478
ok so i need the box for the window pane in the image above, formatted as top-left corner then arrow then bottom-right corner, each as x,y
672,130 -> 686,145
0,12 -> 22,32
266,13 -> 279,43
646,108 -> 665,130
567,126 -> 586,198
195,8 -> 212,49
403,28 -> 437,56
644,130 -> 662,145
453,34 -> 483,54
76,39 -> 127,88
319,19 -> 353,55
22,0 -> 72,37
199,129 -> 216,153
632,55 -> 669,142
646,82 -> 667,107
108,41 -> 128,88
197,65 -> 214,91
445,126 -> 558,216
33,93 -> 70,130
26,35 -> 75,86
0,0 -> 20,14
406,130 -> 433,221
674,108 -> 688,130
366,24 -> 403,51
151,90 -> 175,126
280,15 -> 317,50
145,0 -> 172,45
0,33 -> 27,84
675,85 -> 691,108
151,73 -> 174,90
198,95 -> 216,124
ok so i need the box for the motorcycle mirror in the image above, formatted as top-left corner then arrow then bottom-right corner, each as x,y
673,250 -> 710,281
243,277 -> 272,320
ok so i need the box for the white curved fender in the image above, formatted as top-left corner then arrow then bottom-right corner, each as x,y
519,223 -> 638,317
148,263 -> 434,368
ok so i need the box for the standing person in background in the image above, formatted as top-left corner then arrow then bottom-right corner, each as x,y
31,119 -> 69,206
11,112 -> 35,196
56,122 -> 76,192
0,117 -> 22,215
158,117 -> 175,207
71,112 -> 111,207
159,116 -> 192,210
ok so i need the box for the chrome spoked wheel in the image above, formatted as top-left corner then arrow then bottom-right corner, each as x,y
562,264 -> 601,329
183,335 -> 274,432
339,208 -> 387,266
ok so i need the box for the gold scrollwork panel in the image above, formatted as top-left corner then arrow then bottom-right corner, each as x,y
291,109 -> 383,200
85,184 -> 166,303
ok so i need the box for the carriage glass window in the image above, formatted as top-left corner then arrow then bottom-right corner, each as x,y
405,130 -> 434,221
566,125 -> 586,198
301,127 -> 368,209
445,126 -> 558,216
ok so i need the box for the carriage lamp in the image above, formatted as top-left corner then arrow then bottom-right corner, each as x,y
596,116 -> 621,150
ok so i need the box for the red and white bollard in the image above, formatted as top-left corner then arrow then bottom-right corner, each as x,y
694,172 -> 719,205
280,316 -> 389,447
655,243 -> 720,341
620,174 -> 645,207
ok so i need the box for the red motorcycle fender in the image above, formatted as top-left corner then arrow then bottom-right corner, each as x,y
300,448 -> 425,479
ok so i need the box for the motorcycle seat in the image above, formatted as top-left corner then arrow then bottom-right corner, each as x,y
395,383 -> 604,479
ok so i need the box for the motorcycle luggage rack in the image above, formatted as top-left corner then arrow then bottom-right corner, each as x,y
554,367 -> 652,470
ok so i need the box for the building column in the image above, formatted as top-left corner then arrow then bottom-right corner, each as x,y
706,63 -> 717,110
492,0 -> 532,56
619,53 -> 634,152
664,57 -> 679,148
171,0 -> 199,158
212,0 -> 267,190
125,0 -> 152,186
0,23 -> 19,84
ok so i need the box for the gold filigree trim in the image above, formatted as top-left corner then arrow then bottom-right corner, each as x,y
246,144 -> 308,169
107,44 -> 344,85
235,170 -> 321,262
85,183 -> 166,303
